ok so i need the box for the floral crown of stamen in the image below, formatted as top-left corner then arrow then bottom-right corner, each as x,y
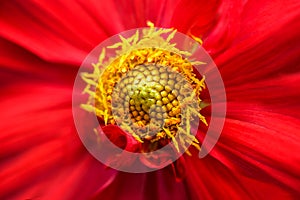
80,21 -> 207,154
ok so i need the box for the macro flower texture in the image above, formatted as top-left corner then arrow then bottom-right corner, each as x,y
1,0 -> 300,199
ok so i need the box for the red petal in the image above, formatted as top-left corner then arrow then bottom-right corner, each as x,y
210,103 -> 300,194
171,0 -> 220,35
0,37 -> 77,83
92,168 -> 189,200
0,1 -> 119,64
101,125 -> 140,151
0,83 -> 117,199
215,1 -> 300,82
226,73 -> 300,118
184,153 -> 296,199
203,0 -> 245,54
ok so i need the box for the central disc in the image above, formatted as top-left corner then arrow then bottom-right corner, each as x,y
111,64 -> 192,144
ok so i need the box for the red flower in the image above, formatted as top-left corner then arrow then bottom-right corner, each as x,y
1,0 -> 300,199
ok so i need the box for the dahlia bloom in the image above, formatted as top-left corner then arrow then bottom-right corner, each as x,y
1,0 -> 300,199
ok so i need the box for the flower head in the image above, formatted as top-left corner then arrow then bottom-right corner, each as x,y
1,0 -> 300,199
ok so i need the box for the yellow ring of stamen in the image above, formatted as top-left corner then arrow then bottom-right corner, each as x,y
80,27 -> 207,153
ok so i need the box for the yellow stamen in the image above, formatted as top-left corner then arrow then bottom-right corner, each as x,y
81,27 -> 207,154
191,35 -> 203,45
146,21 -> 154,28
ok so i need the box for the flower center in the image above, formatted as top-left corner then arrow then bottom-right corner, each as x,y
81,27 -> 208,154
112,64 -> 184,142
93,48 -> 206,152
75,26 -> 226,172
